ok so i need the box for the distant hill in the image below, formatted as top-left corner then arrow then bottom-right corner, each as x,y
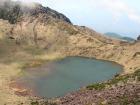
104,32 -> 135,42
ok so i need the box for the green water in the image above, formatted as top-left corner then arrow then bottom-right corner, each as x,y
17,57 -> 122,98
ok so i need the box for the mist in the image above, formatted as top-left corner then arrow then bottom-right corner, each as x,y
0,0 -> 10,6
1,0 -> 43,15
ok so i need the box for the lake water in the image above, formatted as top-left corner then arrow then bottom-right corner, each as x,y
16,57 -> 123,98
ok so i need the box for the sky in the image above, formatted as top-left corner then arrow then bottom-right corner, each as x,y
13,0 -> 140,38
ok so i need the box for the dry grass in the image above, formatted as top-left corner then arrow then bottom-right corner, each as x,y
0,37 -> 65,105
0,63 -> 30,105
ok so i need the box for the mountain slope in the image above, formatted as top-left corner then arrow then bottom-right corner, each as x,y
104,32 -> 135,42
0,0 -> 139,74
0,0 -> 71,24
0,0 -> 140,105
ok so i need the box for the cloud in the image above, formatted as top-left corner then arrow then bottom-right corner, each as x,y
92,0 -> 140,23
0,0 -> 9,6
12,0 -> 45,4
12,0 -> 140,24
49,0 -> 140,24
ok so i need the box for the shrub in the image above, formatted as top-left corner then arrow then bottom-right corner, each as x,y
87,83 -> 106,90
31,101 -> 39,105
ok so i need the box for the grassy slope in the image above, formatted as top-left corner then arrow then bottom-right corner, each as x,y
0,19 -> 140,104
87,69 -> 140,90
0,37 -> 65,105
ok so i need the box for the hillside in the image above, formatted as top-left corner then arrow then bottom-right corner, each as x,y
104,32 -> 135,42
0,0 -> 140,105
0,0 -> 71,24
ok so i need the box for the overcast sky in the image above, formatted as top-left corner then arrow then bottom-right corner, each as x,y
13,0 -> 140,38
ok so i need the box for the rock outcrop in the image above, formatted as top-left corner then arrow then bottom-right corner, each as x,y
137,35 -> 140,41
0,0 -> 71,24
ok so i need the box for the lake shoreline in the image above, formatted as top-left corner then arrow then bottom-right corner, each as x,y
9,56 -> 124,99
8,56 -> 140,105
1,47 -> 139,105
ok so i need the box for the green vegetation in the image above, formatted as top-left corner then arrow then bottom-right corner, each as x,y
30,100 -> 57,105
23,46 -> 45,56
107,75 -> 129,85
87,69 -> 140,90
87,83 -> 106,90
31,101 -> 39,105
133,69 -> 140,81
120,97 -> 137,105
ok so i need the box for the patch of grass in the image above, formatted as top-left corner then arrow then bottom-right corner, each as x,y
30,100 -> 57,105
133,69 -> 140,81
21,59 -> 47,69
58,22 -> 78,35
35,52 -> 66,61
30,101 -> 39,105
107,75 -> 129,85
87,69 -> 140,90
119,96 -> 140,105
133,69 -> 140,76
23,46 -> 45,55
87,83 -> 106,90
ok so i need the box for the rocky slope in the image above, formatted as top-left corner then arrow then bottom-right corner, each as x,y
137,35 -> 140,40
0,0 -> 71,24
0,0 -> 140,105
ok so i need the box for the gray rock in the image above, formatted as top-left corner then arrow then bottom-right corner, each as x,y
0,0 -> 71,24
137,35 -> 140,40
